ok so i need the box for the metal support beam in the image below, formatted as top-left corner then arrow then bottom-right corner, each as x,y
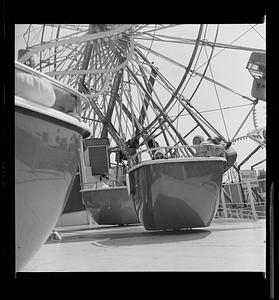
251,158 -> 266,170
126,65 -> 195,156
179,100 -> 211,138
89,99 -> 128,157
78,24 -> 97,93
138,66 -> 158,128
101,68 -> 124,138
231,104 -> 257,142
238,145 -> 262,169
114,95 -> 142,133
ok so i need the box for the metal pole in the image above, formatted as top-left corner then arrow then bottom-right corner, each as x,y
115,152 -> 120,186
238,145 -> 262,169
101,72 -> 123,138
126,65 -> 195,156
246,181 -> 258,220
231,104 -> 256,141
78,140 -> 87,190
221,188 -> 228,218
251,158 -> 266,170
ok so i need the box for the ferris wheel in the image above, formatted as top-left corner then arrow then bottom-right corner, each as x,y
16,24 -> 266,181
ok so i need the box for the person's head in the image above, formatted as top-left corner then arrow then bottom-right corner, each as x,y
210,136 -> 222,144
193,135 -> 205,145
100,173 -> 109,181
154,150 -> 164,159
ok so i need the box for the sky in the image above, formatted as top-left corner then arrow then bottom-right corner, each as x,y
14,23 -> 266,172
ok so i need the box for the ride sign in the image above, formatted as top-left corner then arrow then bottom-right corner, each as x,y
239,170 -> 259,188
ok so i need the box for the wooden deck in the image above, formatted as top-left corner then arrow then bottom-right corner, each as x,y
20,218 -> 266,272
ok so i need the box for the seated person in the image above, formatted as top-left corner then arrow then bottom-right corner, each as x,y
147,135 -> 159,149
194,136 -> 224,157
193,135 -> 205,145
210,137 -> 226,157
223,144 -> 237,172
126,137 -> 140,164
204,137 -> 237,171
147,136 -> 160,158
201,137 -> 221,157
192,135 -> 205,157
96,172 -> 109,189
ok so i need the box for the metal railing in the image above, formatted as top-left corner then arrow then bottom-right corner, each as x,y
15,60 -> 91,116
82,180 -> 126,190
128,144 -> 225,169
215,179 -> 266,220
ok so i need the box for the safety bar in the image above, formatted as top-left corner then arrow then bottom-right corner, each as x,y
15,60 -> 91,114
83,180 -> 126,190
127,144 -> 225,169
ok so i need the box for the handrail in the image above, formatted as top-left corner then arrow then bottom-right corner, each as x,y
127,144 -> 225,169
222,178 -> 266,186
216,178 -> 266,220
82,181 -> 126,190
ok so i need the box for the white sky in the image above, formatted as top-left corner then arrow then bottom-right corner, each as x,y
15,23 -> 266,171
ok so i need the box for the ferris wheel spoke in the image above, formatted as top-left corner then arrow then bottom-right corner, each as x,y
122,79 -> 144,131
131,54 -> 183,122
58,45 -> 86,75
113,104 -> 125,139
126,64 -> 195,154
131,54 -> 174,99
136,61 -> 165,111
133,24 -> 181,36
134,25 -> 204,136
179,25 -> 218,102
135,31 -> 207,52
22,24 -> 36,45
100,69 -> 123,138
137,31 -> 266,53
202,40 -> 231,141
151,93 -> 227,145
126,63 -> 161,120
99,41 -> 112,69
136,42 -> 186,70
138,67 -> 158,128
114,101 -> 125,139
194,24 -> 265,73
190,69 -> 256,103
116,96 -> 138,135
135,48 -> 177,95
230,104 -> 257,142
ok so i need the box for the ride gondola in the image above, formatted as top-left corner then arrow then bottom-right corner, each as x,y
15,61 -> 91,270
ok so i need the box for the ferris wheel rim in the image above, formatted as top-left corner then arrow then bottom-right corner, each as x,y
18,24 -> 135,63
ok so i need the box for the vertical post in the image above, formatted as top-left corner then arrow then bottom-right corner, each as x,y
246,181 -> 258,220
115,151 -> 120,186
78,140 -> 87,190
221,188 -> 228,218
